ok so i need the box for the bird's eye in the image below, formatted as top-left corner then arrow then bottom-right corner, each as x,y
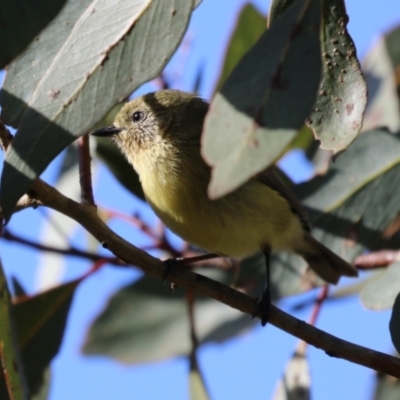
132,111 -> 144,123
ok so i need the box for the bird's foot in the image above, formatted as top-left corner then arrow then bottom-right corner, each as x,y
252,288 -> 271,327
161,257 -> 183,283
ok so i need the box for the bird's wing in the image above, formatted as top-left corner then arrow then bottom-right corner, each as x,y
256,168 -> 311,232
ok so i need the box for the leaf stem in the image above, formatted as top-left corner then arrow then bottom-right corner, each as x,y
78,134 -> 95,206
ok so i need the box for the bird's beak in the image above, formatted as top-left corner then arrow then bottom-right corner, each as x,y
91,125 -> 122,137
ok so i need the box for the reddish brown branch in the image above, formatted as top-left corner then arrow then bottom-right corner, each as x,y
2,229 -> 123,266
104,208 -> 181,257
354,250 -> 400,269
78,134 -> 95,206
308,285 -> 329,327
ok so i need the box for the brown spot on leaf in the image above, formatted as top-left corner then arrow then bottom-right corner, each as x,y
345,103 -> 354,115
248,137 -> 259,148
48,89 -> 60,99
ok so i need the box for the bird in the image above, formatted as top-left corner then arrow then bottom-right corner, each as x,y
92,89 -> 358,325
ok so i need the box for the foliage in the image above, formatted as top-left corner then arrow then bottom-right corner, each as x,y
0,1 -> 399,399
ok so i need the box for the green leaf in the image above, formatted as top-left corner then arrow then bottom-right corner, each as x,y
386,24 -> 400,72
0,0 -> 194,221
0,262 -> 29,400
294,129 -> 400,265
268,0 -> 297,24
202,0 -> 321,199
189,366 -> 210,400
213,3 -> 266,93
0,0 -> 67,69
373,370 -> 400,400
239,251 -> 319,300
306,0 -> 367,152
363,24 -> 400,133
272,346 -> 311,400
83,269 -> 257,363
390,292 -> 400,354
360,263 -> 400,310
0,279 -> 80,396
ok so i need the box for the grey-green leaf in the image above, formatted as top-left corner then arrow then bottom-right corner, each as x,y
373,369 -> 400,400
189,360 -> 210,400
0,0 -> 194,221
0,0 -> 67,69
390,292 -> 400,354
363,24 -> 400,133
83,269 -> 257,363
306,0 -> 367,152
202,0 -> 321,199
295,129 -> 400,265
213,3 -> 266,93
272,346 -> 311,400
361,263 -> 400,310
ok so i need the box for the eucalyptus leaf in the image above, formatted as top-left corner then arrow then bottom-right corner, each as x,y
0,0 -> 194,221
213,3 -> 266,93
390,292 -> 400,354
373,370 -> 400,400
306,0 -> 367,152
363,24 -> 400,133
272,348 -> 311,400
0,278 -> 80,396
0,0 -> 67,69
202,0 -> 321,199
189,360 -> 210,400
83,269 -> 257,363
361,263 -> 400,310
294,129 -> 400,264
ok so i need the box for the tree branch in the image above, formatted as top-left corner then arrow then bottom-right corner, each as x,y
26,177 -> 400,378
1,120 -> 399,378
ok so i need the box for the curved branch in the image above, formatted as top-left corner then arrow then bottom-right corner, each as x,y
28,177 -> 400,378
1,115 -> 398,377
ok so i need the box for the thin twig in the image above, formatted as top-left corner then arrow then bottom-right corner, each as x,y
2,229 -> 123,266
296,285 -> 330,355
308,285 -> 329,327
78,134 -> 95,206
104,208 -> 181,257
354,250 -> 400,269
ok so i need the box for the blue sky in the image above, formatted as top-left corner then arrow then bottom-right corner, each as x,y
1,1 -> 400,399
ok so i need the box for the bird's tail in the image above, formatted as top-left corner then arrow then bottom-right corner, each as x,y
297,232 -> 358,284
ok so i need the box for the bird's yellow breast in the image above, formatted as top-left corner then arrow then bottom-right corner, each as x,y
140,162 -> 304,257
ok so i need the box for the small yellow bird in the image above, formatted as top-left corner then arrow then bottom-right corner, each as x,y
92,89 -> 358,325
